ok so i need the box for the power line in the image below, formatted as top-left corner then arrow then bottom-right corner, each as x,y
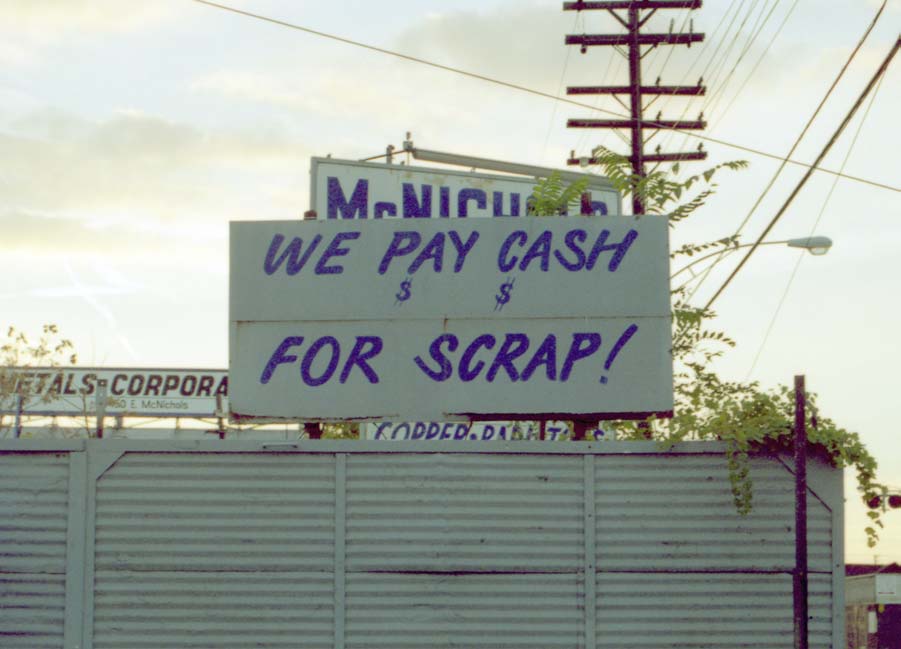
663,0 -> 752,153
190,0 -> 899,194
702,0 -> 758,106
648,9 -> 692,76
704,36 -> 901,311
705,0 -> 783,124
541,13 -> 581,162
575,12 -> 627,155
654,0 -> 742,153
711,0 -> 800,130
644,3 -> 693,80
744,69 -> 885,379
684,0 -> 887,303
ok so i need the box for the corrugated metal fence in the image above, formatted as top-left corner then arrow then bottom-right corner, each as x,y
0,439 -> 844,649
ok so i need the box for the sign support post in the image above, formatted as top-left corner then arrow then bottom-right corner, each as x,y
95,380 -> 107,439
14,392 -> 23,438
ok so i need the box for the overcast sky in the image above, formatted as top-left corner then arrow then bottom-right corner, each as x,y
1,0 -> 899,562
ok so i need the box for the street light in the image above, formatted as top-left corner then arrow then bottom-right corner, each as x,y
785,236 -> 832,256
670,236 -> 832,290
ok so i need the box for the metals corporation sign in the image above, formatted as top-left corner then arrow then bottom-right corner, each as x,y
0,367 -> 228,417
229,215 -> 672,422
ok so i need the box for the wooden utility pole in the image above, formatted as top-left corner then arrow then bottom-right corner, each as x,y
564,0 -> 707,214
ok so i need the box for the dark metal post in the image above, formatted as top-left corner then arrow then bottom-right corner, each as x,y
96,379 -> 107,439
572,419 -> 588,441
14,393 -> 23,439
215,394 -> 227,439
580,191 -> 592,216
793,375 -> 808,649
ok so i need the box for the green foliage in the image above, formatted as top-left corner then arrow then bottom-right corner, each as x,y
671,235 -> 739,260
531,149 -> 884,547
1,324 -> 76,368
528,171 -> 590,216
591,145 -> 748,225
0,324 -> 78,434
321,422 -> 359,439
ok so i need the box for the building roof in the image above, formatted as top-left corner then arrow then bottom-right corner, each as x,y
846,562 -> 901,576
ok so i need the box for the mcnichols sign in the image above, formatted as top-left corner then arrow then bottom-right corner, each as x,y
229,216 -> 672,422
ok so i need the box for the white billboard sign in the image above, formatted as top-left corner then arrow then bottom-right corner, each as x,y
230,215 -> 671,422
310,157 -> 621,219
0,367 -> 228,417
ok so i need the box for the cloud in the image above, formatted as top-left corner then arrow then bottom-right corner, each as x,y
0,1 -> 184,66
0,41 -> 30,66
191,63 -> 485,130
0,1 -> 179,35
0,211 -> 170,257
392,3 -> 576,91
192,71 -> 335,116
0,109 -> 312,226
189,3 -> 592,134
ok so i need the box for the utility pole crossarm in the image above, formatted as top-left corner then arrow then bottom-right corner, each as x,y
641,151 -> 707,163
568,151 -> 708,166
565,33 -> 704,47
564,0 -> 706,215
564,1 -> 702,9
568,85 -> 705,96
568,118 -> 706,129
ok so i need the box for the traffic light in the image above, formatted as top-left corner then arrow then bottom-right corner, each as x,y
867,491 -> 901,510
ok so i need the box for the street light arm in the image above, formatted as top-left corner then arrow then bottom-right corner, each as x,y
670,236 -> 833,285
671,242 -> 769,280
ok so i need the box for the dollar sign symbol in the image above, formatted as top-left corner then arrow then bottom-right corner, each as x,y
494,276 -> 515,311
395,277 -> 412,304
